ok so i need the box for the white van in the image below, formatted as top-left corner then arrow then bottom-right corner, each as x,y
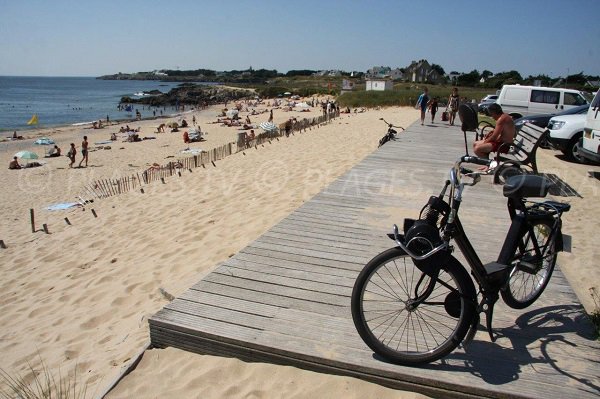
578,90 -> 600,164
496,84 -> 589,119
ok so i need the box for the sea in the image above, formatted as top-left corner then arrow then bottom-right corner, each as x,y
0,76 -> 190,132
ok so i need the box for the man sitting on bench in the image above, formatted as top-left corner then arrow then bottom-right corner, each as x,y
473,103 -> 515,165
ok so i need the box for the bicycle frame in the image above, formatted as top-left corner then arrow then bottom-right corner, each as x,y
392,155 -> 565,341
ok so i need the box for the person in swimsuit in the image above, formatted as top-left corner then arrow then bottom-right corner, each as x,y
473,103 -> 515,161
67,143 -> 76,168
448,87 -> 460,126
78,136 -> 89,167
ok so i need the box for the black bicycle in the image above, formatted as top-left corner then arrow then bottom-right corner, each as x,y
351,155 -> 570,365
378,118 -> 404,147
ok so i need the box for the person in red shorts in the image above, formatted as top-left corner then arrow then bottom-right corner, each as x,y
473,103 -> 515,161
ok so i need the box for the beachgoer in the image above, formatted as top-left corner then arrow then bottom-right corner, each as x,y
9,156 -> 21,170
48,145 -> 61,157
78,136 -> 89,167
110,132 -> 117,141
416,87 -> 430,125
183,131 -> 190,144
67,143 -> 76,168
473,103 -> 515,164
192,115 -> 196,125
448,87 -> 460,126
268,109 -> 273,123
428,97 -> 439,123
245,115 -> 251,124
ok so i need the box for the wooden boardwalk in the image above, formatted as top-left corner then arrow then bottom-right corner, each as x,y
149,120 -> 600,399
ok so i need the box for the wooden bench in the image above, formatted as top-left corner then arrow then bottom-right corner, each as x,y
492,122 -> 548,184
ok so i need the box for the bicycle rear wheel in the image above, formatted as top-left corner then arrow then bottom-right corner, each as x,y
351,247 -> 476,365
501,220 -> 557,309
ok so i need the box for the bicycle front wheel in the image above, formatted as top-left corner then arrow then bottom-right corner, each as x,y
351,247 -> 476,366
501,220 -> 557,309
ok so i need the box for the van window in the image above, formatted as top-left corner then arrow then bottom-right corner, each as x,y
564,92 -> 587,106
531,90 -> 559,104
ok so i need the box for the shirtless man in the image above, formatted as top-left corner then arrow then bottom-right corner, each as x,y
78,136 -> 89,167
473,103 -> 515,160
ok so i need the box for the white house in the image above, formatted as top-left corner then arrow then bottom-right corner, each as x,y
366,80 -> 394,91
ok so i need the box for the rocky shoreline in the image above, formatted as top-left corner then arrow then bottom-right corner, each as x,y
120,84 -> 255,107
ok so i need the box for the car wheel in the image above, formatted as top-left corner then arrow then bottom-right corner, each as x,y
509,113 -> 522,120
565,134 -> 585,163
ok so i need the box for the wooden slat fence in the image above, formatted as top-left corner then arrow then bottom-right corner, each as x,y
79,111 -> 340,200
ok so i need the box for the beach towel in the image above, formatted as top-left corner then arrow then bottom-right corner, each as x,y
181,148 -> 204,155
94,140 -> 113,145
46,202 -> 82,211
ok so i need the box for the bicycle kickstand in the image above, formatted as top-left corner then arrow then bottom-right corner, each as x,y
484,295 -> 500,342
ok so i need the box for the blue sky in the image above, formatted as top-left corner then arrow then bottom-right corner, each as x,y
1,0 -> 599,78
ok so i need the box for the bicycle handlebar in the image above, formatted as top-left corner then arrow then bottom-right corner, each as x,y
460,155 -> 492,166
380,118 -> 405,130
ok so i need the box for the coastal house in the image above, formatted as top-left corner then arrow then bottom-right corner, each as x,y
404,60 -> 443,84
366,66 -> 392,79
390,68 -> 404,81
365,79 -> 394,91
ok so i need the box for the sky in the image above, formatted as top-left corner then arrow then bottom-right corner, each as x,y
1,0 -> 599,78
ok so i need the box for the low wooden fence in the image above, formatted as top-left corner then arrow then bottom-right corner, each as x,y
80,111 -> 339,200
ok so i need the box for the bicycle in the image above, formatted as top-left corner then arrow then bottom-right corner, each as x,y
350,155 -> 571,365
378,118 -> 405,147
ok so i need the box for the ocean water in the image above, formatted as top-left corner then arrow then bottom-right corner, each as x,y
0,76 -> 184,132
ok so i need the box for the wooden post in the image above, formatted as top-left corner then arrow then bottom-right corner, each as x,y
211,161 -> 216,167
140,188 -> 145,193
30,209 -> 35,233
42,224 -> 49,234
161,177 -> 165,184
64,217 -> 71,225
91,209 -> 98,218
0,240 -> 6,249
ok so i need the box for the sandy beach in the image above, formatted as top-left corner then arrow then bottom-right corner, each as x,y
1,102 -> 598,398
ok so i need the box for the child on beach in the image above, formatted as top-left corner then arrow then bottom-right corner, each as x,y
9,156 -> 21,169
67,143 -> 76,167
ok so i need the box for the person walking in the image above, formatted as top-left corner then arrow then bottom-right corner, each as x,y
67,143 -> 76,168
448,87 -> 460,126
428,97 -> 439,123
416,87 -> 430,125
78,136 -> 89,167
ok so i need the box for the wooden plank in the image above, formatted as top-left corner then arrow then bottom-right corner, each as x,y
149,119 -> 599,399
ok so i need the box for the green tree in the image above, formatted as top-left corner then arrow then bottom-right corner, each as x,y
457,69 -> 480,86
431,64 -> 446,76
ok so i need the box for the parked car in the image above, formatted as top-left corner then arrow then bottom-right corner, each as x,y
478,99 -> 497,115
546,113 -> 587,163
481,94 -> 498,102
513,104 -> 590,131
577,90 -> 600,164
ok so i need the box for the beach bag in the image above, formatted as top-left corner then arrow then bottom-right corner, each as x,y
441,111 -> 449,121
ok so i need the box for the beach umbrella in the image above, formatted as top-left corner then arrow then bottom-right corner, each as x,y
14,150 -> 39,160
34,137 -> 55,145
295,102 -> 310,109
226,109 -> 239,118
259,121 -> 277,132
